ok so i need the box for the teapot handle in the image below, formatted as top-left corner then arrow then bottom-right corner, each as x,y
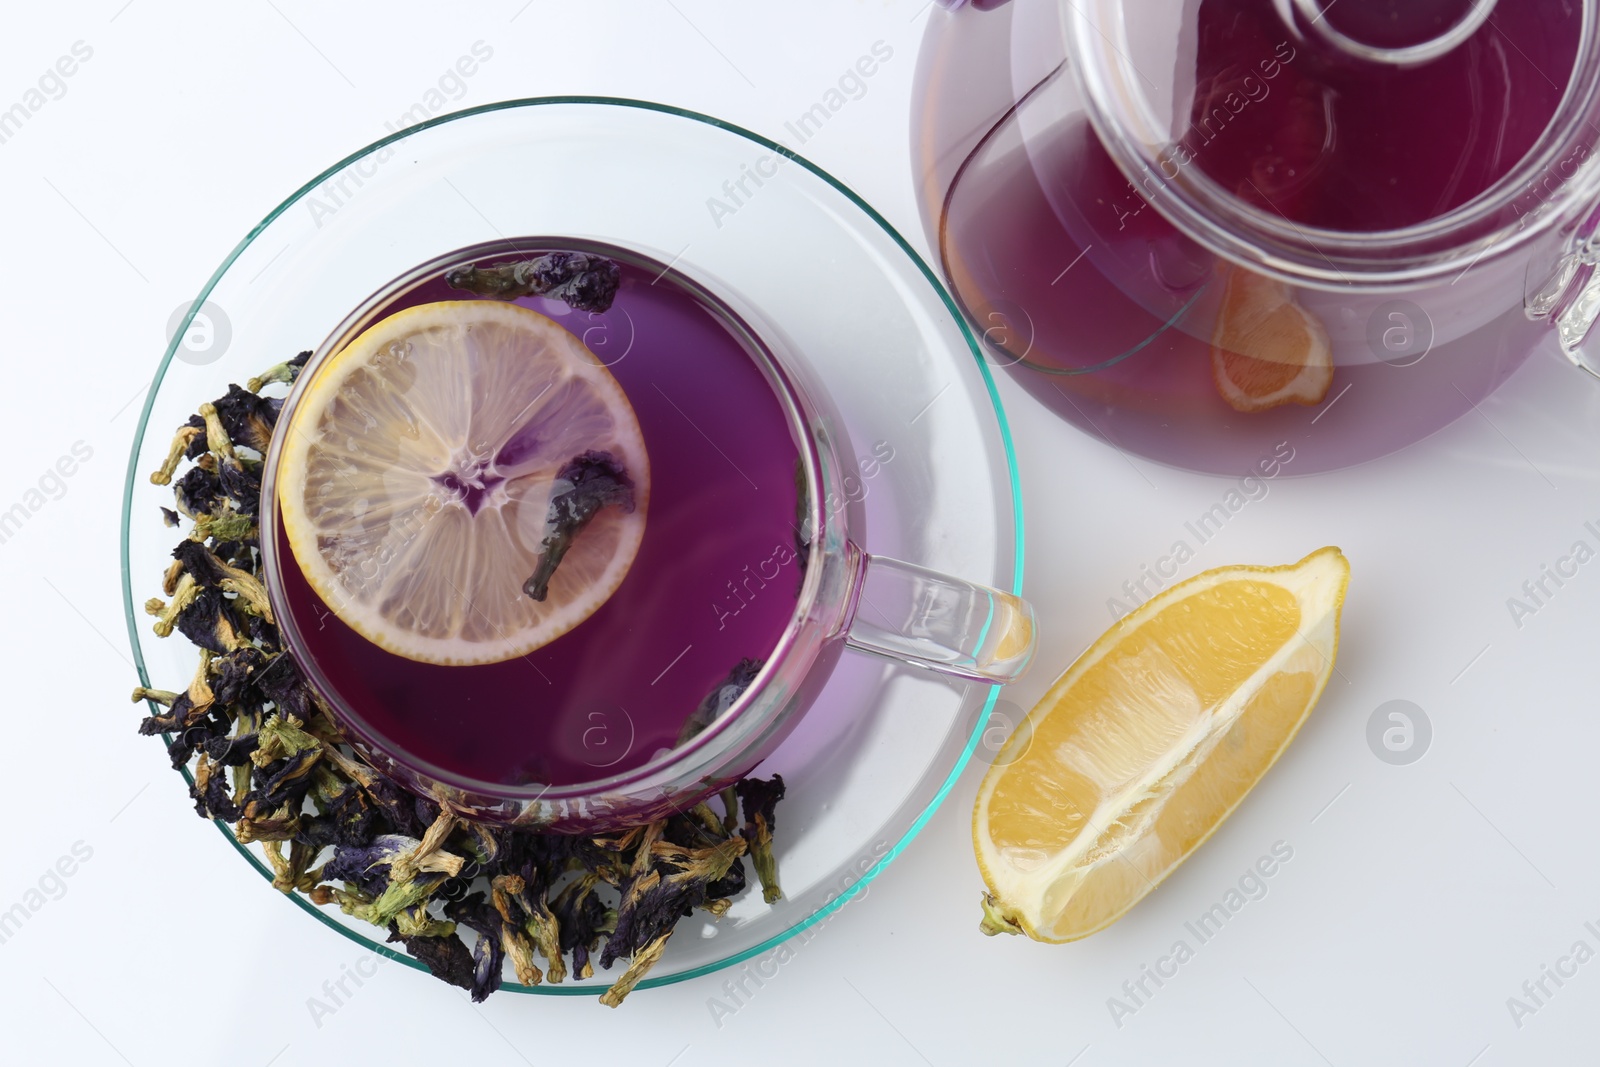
1526,202 -> 1600,379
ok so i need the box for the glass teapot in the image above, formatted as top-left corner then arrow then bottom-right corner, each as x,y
916,0 -> 1600,474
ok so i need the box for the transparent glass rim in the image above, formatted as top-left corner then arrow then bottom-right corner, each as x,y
1062,0 -> 1600,288
119,96 -> 1026,995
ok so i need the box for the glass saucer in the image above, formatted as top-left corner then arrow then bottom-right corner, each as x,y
121,98 -> 1023,995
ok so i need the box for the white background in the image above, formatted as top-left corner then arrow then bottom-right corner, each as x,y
3,2 -> 1600,1065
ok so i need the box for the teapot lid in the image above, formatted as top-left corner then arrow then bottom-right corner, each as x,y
1061,0 -> 1600,285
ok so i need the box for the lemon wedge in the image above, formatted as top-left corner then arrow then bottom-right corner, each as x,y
1211,265 -> 1334,413
974,547 -> 1349,942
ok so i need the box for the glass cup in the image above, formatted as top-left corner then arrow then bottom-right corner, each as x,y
259,239 -> 1036,830
916,0 -> 1600,475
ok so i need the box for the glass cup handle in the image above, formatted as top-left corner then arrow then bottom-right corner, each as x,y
836,543 -> 1036,684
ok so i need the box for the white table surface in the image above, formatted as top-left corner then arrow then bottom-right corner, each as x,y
4,3 -> 1599,1065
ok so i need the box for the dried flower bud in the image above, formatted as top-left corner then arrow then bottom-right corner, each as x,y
395,809 -> 463,876
150,425 -> 202,486
246,350 -> 311,394
148,573 -> 200,637
599,933 -> 670,1008
251,716 -> 319,767
192,509 -> 256,546
196,403 -> 237,461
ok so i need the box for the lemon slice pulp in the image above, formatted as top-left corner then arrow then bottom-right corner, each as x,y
974,547 -> 1349,942
276,300 -> 649,666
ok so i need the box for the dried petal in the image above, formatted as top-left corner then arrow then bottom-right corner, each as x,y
172,587 -> 242,653
209,383 -> 277,454
388,926 -> 474,991
444,894 -> 508,1002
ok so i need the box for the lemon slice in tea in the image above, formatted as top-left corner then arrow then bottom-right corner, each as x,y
277,300 -> 649,666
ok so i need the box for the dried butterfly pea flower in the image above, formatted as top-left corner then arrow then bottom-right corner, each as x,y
677,657 -> 763,744
151,424 -> 204,486
397,808 -> 462,866
190,508 -> 256,546
312,745 -> 434,842
246,350 -> 311,394
387,924 -> 475,991
296,766 -> 377,851
170,587 -> 244,654
130,686 -> 179,708
391,904 -> 455,941
315,831 -> 460,921
551,873 -> 613,981
209,383 -> 278,455
202,730 -> 259,767
251,715 -> 320,765
136,692 -> 195,739
444,893 -> 509,1002
598,934 -> 669,1009
488,875 -> 549,986
704,843 -> 749,902
236,798 -> 301,844
264,838 -> 319,894
216,457 -> 262,517
173,463 -> 225,519
522,451 -> 636,601
209,646 -> 268,705
322,835 -> 427,896
601,828 -> 747,970
445,251 -> 622,313
252,652 -> 318,726
354,869 -> 452,929
145,573 -> 199,638
191,760 -> 243,822
500,869 -> 567,985
737,775 -> 786,904
137,650 -> 217,746
252,746 -> 322,810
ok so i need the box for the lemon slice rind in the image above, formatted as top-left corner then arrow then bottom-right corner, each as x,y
276,300 -> 649,667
